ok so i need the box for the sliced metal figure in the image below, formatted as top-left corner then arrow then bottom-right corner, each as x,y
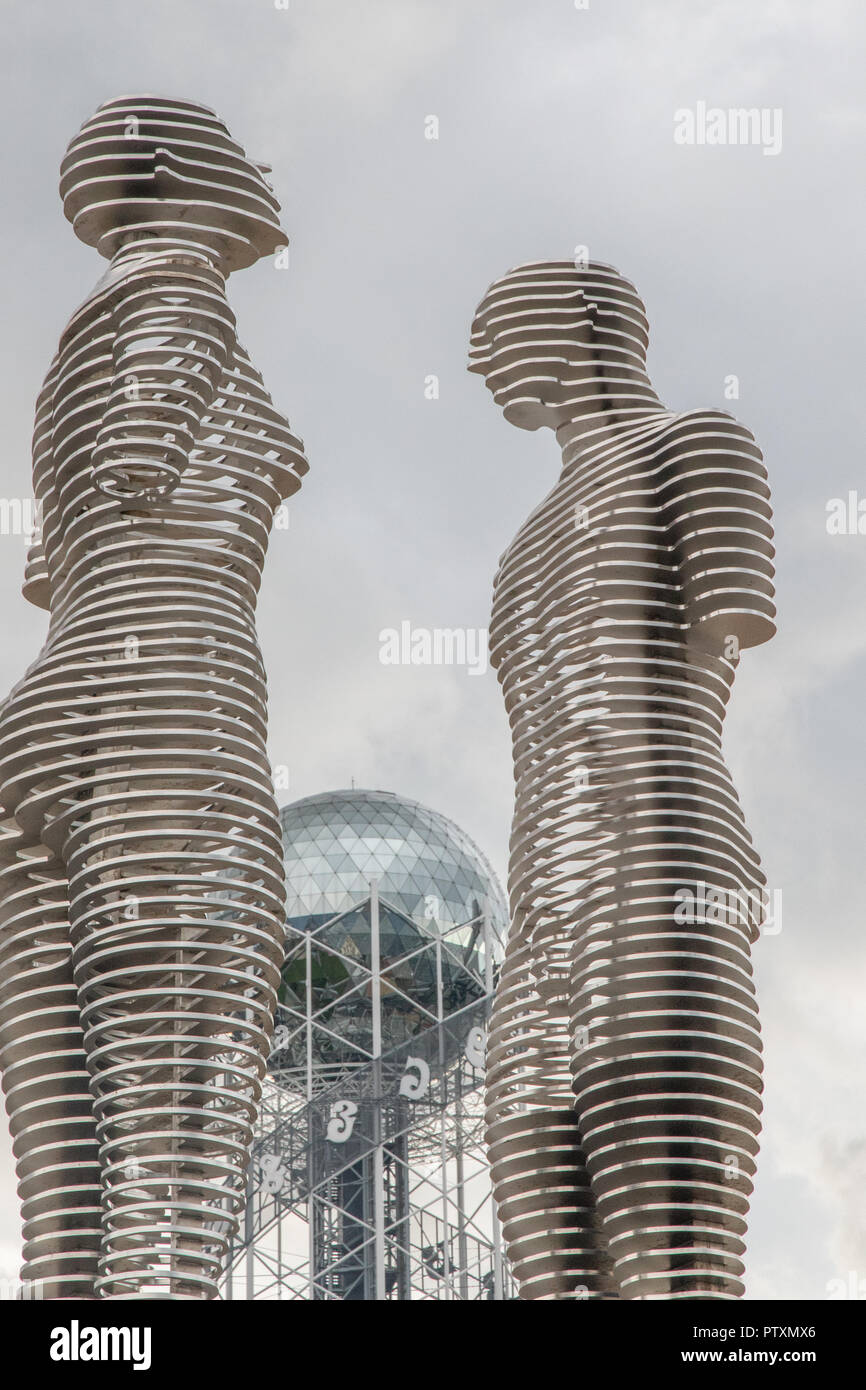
470,259 -> 775,1299
0,96 -> 306,1299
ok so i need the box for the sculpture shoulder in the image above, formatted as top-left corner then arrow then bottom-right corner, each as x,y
658,408 -> 770,507
660,410 -> 775,651
661,407 -> 763,459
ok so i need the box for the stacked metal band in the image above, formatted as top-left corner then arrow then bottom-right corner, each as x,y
471,260 -> 775,1299
0,96 -> 306,1298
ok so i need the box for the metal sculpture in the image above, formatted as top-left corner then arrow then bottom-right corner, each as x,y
0,95 -> 307,1299
469,258 -> 775,1300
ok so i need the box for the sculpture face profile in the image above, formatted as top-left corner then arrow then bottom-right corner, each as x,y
470,259 -> 775,1299
0,96 -> 307,1299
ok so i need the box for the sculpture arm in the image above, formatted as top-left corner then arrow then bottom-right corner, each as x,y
91,257 -> 235,499
659,409 -> 776,653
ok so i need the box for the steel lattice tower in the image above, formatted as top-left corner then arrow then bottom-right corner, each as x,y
223,790 -> 514,1300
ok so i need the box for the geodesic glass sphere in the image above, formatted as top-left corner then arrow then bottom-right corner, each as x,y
279,788 -> 507,936
274,789 -> 508,1073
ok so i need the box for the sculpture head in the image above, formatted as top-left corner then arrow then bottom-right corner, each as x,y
468,258 -> 660,430
60,94 -> 287,271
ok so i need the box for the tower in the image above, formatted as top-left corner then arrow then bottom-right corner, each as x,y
224,788 -> 514,1299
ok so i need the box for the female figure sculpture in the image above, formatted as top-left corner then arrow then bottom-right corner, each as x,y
0,96 -> 307,1298
469,259 -> 775,1299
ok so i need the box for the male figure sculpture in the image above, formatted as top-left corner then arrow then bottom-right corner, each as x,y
470,259 -> 775,1299
0,96 -> 307,1299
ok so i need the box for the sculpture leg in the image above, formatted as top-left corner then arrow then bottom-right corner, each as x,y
64,789 -> 285,1299
486,924 -> 617,1299
0,824 -> 102,1298
570,844 -> 763,1299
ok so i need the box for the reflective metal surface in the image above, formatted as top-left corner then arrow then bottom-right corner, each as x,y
470,259 -> 775,1299
0,96 -> 306,1298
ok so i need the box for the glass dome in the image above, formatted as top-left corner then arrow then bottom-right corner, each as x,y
242,791 -> 515,1303
273,789 -> 508,1072
279,787 -> 508,943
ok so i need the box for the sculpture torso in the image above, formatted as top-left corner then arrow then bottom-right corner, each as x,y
0,241 -> 307,1300
486,403 -> 774,1300
32,249 -> 305,604
2,248 -> 307,852
491,408 -> 772,949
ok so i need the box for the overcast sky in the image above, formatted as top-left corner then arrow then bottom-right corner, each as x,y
0,0 -> 864,1300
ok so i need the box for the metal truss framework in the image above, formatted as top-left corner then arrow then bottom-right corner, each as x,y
223,886 -> 513,1299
